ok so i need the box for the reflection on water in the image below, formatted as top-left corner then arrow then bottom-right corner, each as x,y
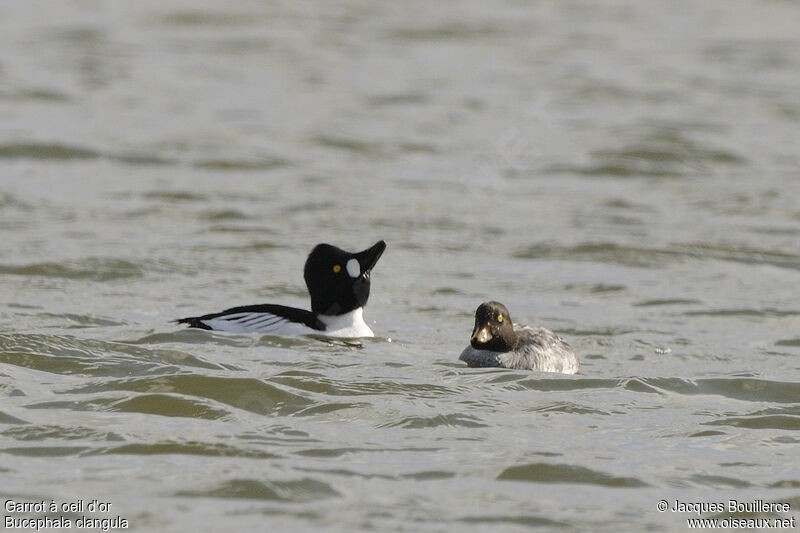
1,0 -> 800,531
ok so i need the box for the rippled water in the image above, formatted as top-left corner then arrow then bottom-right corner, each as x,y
1,1 -> 799,531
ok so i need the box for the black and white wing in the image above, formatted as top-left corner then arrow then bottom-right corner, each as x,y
177,304 -> 323,335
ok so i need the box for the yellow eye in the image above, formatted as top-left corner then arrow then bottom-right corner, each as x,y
497,315 -> 503,323
332,264 -> 341,273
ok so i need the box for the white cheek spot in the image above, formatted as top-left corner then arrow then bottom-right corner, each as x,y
346,258 -> 361,278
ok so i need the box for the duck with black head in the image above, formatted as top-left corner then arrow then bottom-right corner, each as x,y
176,240 -> 386,337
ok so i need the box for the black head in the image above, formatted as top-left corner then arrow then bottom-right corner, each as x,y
303,240 -> 386,316
470,301 -> 519,352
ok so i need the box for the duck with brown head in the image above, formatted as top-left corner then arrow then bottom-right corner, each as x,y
459,301 -> 580,374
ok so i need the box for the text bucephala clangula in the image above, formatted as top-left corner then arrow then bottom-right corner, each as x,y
177,240 -> 386,337
459,301 -> 580,374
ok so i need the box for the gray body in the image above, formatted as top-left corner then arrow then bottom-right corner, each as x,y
459,324 -> 580,374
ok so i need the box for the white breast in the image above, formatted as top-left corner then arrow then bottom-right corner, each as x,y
318,307 -> 374,338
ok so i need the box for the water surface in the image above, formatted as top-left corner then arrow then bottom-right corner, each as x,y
1,1 -> 799,531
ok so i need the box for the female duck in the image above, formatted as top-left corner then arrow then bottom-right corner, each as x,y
459,301 -> 579,374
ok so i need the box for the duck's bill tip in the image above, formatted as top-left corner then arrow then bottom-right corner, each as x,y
471,326 -> 491,346
359,240 -> 387,270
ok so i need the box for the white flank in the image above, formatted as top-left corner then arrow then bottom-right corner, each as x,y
200,312 -> 318,335
199,308 -> 375,337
